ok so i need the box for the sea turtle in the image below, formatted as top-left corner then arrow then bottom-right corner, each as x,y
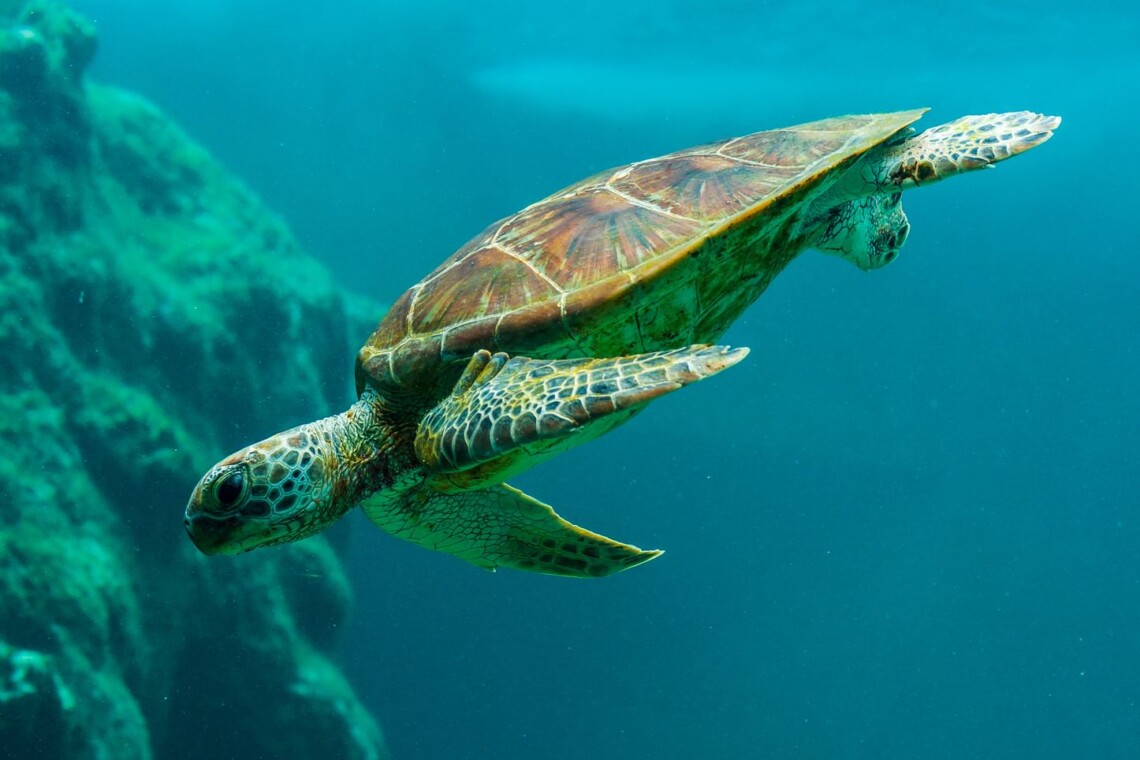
185,109 -> 1059,577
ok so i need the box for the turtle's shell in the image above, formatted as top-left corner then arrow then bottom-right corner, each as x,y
357,109 -> 926,398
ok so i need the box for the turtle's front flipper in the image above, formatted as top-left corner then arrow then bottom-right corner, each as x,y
415,344 -> 747,487
881,111 -> 1060,189
835,111 -> 1061,198
809,111 -> 1060,271
361,478 -> 661,577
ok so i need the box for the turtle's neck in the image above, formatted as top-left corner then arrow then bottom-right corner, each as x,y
323,386 -> 414,512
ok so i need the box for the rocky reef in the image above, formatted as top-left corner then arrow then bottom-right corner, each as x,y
0,2 -> 387,757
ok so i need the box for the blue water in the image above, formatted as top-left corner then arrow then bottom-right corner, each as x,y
78,1 -> 1138,757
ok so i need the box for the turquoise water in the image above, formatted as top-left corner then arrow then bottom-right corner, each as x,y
79,1 -> 1138,757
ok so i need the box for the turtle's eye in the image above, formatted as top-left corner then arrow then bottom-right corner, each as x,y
213,469 -> 247,509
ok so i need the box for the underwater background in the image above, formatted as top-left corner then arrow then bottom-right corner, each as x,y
7,0 -> 1138,757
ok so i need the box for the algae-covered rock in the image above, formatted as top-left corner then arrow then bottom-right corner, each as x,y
0,2 -> 387,757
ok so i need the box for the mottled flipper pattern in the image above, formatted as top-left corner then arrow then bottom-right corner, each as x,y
361,477 -> 661,577
878,111 -> 1060,190
821,111 -> 1060,203
415,345 -> 748,473
807,111 -> 1059,272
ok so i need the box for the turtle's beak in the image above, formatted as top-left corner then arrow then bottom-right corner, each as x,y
184,458 -> 260,555
184,482 -> 246,556
184,512 -> 239,556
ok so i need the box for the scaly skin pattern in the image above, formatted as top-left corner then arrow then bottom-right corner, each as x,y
823,112 -> 1062,201
809,191 -> 911,271
186,109 -> 1060,574
185,390 -> 397,555
885,112 -> 1060,188
415,344 -> 749,488
360,477 -> 663,577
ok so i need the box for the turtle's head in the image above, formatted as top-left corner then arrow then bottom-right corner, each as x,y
185,422 -> 343,555
811,192 -> 910,271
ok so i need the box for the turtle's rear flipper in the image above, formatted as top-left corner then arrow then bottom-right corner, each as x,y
415,344 -> 747,487
361,479 -> 661,577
